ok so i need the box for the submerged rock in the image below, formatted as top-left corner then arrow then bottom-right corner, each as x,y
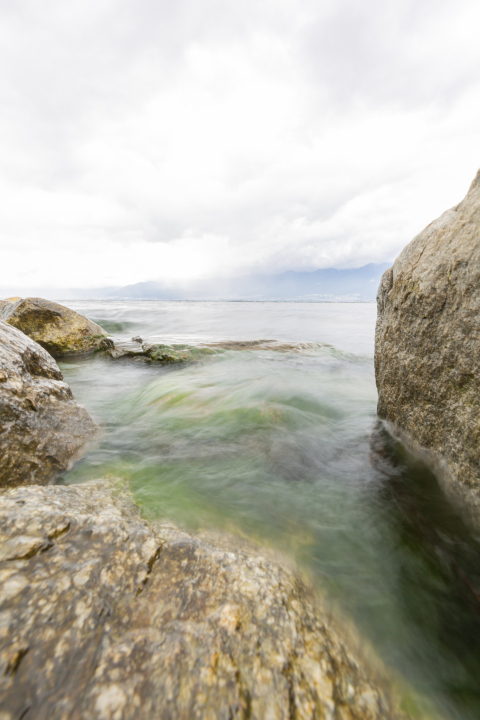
144,342 -> 216,363
0,479 -> 412,720
375,169 -> 480,513
0,321 -> 97,487
0,297 -> 108,358
200,339 -> 331,352
101,338 -> 328,364
101,338 -> 216,363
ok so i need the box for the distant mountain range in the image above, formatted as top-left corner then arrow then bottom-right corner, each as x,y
1,264 -> 391,302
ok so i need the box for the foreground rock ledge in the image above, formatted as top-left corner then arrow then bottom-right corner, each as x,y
0,480 -> 411,720
0,320 -> 97,487
375,169 -> 480,513
0,298 -> 108,358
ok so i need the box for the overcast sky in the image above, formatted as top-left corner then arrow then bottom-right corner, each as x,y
1,0 -> 479,289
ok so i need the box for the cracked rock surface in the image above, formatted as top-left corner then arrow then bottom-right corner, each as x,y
0,321 -> 97,487
0,480 -> 410,720
0,298 -> 108,358
375,169 -> 480,510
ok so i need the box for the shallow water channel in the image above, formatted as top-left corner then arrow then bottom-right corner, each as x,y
59,301 -> 480,720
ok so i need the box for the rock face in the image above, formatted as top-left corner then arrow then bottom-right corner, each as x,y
0,479 -> 412,720
0,320 -> 98,487
0,297 -> 108,357
375,169 -> 480,506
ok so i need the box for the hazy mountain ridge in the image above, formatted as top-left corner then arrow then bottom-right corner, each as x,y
0,264 -> 390,302
106,264 -> 390,301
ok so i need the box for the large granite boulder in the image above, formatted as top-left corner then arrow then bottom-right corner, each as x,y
0,320 -> 97,487
0,479 -> 412,720
0,297 -> 108,357
375,169 -> 480,511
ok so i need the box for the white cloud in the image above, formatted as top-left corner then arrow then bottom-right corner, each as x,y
0,0 -> 479,288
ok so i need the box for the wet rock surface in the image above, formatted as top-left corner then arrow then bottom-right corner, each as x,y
200,339 -> 332,352
0,321 -> 98,487
100,338 -> 216,363
101,338 -> 330,363
0,298 -> 108,358
0,479 -> 412,720
375,169 -> 480,510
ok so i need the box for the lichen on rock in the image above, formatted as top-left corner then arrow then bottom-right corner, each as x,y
0,320 -> 98,487
0,479 -> 414,720
375,169 -> 480,515
0,297 -> 108,358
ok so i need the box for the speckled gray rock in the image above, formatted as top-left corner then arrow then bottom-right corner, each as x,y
0,298 -> 108,358
0,480 -> 412,720
375,169 -> 480,511
0,320 -> 97,487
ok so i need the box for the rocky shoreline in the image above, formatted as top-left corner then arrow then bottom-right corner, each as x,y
0,294 -> 428,718
0,478 -> 413,720
3,168 -> 479,718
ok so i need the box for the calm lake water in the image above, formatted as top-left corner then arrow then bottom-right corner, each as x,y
59,301 -> 480,720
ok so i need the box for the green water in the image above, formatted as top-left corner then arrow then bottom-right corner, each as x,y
59,301 -> 480,720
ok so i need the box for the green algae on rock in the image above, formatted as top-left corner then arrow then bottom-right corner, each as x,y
100,338 -> 216,363
375,169 -> 480,517
0,297 -> 108,358
0,320 -> 98,487
0,478 -> 417,720
146,342 -> 216,363
99,338 -> 329,365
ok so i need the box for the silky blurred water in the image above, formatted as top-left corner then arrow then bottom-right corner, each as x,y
59,301 -> 480,720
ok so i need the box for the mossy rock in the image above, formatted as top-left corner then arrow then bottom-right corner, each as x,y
147,343 -> 216,364
0,297 -> 108,358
